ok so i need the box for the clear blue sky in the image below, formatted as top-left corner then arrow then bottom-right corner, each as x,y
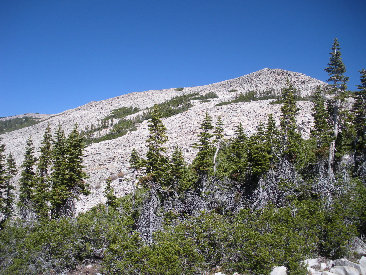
1,0 -> 365,117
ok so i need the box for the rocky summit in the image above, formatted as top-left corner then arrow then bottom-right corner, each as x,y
0,68 -> 325,213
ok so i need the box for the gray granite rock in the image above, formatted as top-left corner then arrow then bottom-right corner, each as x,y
0,68 -> 325,213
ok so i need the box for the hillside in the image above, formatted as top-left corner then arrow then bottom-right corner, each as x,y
0,68 -> 325,213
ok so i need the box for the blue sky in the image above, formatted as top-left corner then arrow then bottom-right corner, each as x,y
1,0 -> 365,117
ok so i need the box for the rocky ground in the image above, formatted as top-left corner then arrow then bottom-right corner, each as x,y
0,68 -> 325,213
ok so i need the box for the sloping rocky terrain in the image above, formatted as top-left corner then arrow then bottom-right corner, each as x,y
0,68 -> 326,213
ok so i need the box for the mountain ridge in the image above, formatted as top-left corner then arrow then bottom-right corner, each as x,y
0,68 -> 326,213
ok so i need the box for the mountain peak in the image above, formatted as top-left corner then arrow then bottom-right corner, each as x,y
1,68 -> 324,213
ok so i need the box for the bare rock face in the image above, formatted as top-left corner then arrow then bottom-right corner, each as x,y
0,68 -> 325,213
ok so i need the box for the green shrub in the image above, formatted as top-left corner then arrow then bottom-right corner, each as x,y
191,92 -> 219,101
0,117 -> 41,134
216,91 -> 276,106
104,106 -> 140,121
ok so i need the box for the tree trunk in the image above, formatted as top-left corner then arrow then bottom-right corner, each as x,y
328,97 -> 340,181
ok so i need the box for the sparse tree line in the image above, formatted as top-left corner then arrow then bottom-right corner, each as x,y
0,125 -> 89,227
0,38 -> 365,274
129,38 -> 366,204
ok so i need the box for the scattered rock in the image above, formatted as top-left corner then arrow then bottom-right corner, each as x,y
270,266 -> 287,275
330,265 -> 360,275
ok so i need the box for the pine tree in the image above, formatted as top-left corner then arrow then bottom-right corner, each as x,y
324,38 -> 349,179
192,112 -> 214,178
145,105 -> 170,188
130,148 -> 143,172
247,123 -> 271,179
50,126 -> 68,218
66,125 -> 89,197
279,84 -> 301,162
170,146 -> 186,191
3,154 -> 17,224
228,123 -> 248,182
311,87 -> 332,160
265,114 -> 280,161
0,140 -> 6,226
50,125 -> 89,218
18,138 -> 37,219
353,69 -> 366,168
104,178 -> 117,209
213,116 -> 224,173
34,125 -> 53,220
325,38 -> 349,91
214,116 -> 224,142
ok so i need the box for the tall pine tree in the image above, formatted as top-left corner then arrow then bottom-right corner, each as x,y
50,126 -> 68,218
65,125 -> 89,201
170,146 -> 187,192
145,105 -> 170,188
311,87 -> 332,162
192,112 -> 214,179
0,140 -> 6,226
18,138 -> 37,219
353,69 -> 366,170
324,38 -> 349,179
2,154 -> 17,225
279,84 -> 301,162
228,123 -> 248,182
34,125 -> 53,220
213,116 -> 224,173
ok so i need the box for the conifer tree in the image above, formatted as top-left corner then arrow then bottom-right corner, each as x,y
247,123 -> 271,180
170,146 -> 186,191
213,116 -> 224,173
130,148 -> 143,172
311,87 -> 332,161
104,178 -> 117,209
265,114 -> 280,161
324,38 -> 349,179
214,116 -> 224,142
34,125 -> 52,220
353,69 -> 366,168
145,105 -> 169,188
2,154 -> 17,224
50,125 -> 89,218
192,112 -> 214,178
228,123 -> 248,182
66,125 -> 89,198
18,138 -> 37,219
0,141 -> 6,226
50,126 -> 68,218
279,84 -> 301,162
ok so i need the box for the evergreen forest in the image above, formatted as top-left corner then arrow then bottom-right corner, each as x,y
0,39 -> 365,274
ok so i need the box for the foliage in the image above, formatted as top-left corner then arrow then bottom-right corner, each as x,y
104,178 -> 117,209
325,38 -> 349,91
191,92 -> 218,101
353,69 -> 366,170
145,106 -> 170,188
104,106 -> 140,121
311,87 -> 332,160
18,138 -> 37,219
33,125 -> 52,220
279,84 -> 301,162
0,142 -> 16,227
50,125 -> 89,218
0,116 -> 41,135
192,112 -> 215,179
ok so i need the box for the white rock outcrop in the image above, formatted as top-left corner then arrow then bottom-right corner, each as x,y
0,68 -> 325,213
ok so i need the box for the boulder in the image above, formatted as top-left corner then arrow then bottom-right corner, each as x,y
330,266 -> 360,275
270,266 -> 287,275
